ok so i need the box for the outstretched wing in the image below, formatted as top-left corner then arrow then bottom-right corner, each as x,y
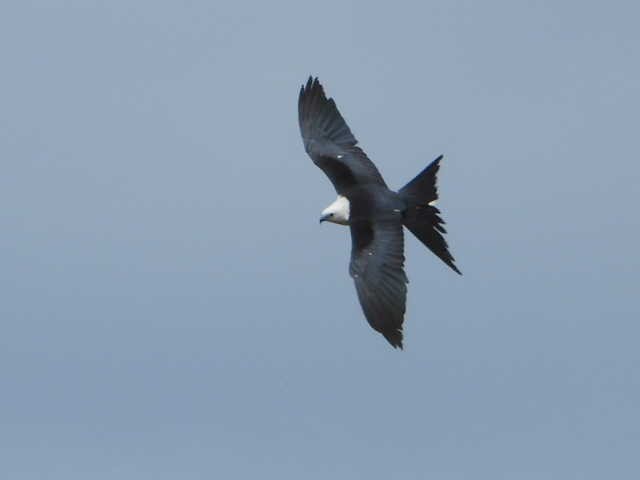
298,77 -> 386,194
349,218 -> 408,349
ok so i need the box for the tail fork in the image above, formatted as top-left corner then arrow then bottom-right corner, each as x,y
399,156 -> 461,275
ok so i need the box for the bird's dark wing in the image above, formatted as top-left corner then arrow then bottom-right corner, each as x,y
349,218 -> 408,349
298,77 -> 387,194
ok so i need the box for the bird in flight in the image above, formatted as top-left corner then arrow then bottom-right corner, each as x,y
298,77 -> 461,349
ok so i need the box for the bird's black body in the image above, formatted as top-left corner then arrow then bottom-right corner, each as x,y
298,77 -> 461,348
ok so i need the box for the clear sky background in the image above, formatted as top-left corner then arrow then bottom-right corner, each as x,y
1,1 -> 639,478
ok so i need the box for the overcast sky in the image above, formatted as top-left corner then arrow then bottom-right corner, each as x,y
1,1 -> 639,478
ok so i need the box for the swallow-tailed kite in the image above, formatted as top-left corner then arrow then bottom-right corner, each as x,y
298,77 -> 461,349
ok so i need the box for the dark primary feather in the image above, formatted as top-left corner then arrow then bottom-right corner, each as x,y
349,217 -> 408,349
298,77 -> 386,193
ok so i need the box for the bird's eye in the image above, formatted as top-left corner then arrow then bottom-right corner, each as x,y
329,213 -> 334,217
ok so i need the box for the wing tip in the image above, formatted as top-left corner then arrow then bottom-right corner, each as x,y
300,75 -> 323,97
298,75 -> 358,152
382,328 -> 404,349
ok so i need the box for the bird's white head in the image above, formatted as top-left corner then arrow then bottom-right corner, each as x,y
320,195 -> 350,225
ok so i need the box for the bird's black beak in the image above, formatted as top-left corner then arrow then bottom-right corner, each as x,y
319,213 -> 329,224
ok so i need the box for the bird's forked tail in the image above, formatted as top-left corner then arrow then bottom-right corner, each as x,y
398,156 -> 461,275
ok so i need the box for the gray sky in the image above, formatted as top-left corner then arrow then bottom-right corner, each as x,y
1,1 -> 639,478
